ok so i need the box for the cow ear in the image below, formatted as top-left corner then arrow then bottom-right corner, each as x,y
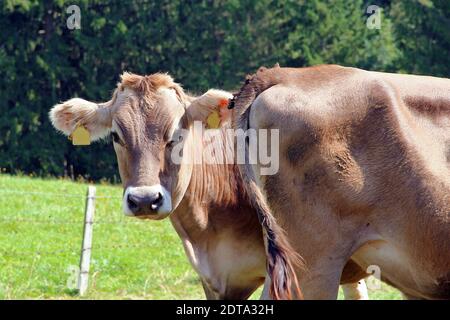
186,89 -> 233,128
49,98 -> 112,142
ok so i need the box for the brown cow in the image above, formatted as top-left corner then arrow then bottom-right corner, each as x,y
49,72 -> 372,300
228,64 -> 450,299
49,73 -> 300,299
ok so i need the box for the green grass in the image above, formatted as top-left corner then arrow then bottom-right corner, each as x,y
0,174 -> 402,300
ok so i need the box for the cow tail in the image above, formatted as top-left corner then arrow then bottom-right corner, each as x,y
230,67 -> 304,300
242,162 -> 304,300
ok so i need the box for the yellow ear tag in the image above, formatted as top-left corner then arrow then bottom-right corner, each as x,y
206,110 -> 221,129
70,126 -> 91,146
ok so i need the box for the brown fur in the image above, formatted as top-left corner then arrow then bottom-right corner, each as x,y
120,72 -> 189,108
435,271 -> 450,299
405,96 -> 450,118
172,131 -> 267,299
231,67 -> 305,299
231,64 -> 450,299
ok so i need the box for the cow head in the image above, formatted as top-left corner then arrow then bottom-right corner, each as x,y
50,72 -> 231,220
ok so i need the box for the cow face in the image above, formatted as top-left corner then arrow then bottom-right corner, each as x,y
110,75 -> 187,220
50,72 -> 231,220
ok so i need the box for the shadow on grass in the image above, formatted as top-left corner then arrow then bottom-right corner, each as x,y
62,288 -> 79,296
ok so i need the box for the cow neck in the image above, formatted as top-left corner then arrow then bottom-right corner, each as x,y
168,122 -> 264,288
170,123 -> 256,239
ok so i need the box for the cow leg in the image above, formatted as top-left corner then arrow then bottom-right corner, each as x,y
401,292 -> 423,300
297,264 -> 343,299
201,280 -> 219,300
202,278 -> 261,300
220,286 -> 259,300
342,280 -> 369,300
260,265 -> 369,300
293,240 -> 355,299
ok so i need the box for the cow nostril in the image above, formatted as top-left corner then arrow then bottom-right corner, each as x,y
127,194 -> 138,211
127,191 -> 164,213
150,192 -> 163,210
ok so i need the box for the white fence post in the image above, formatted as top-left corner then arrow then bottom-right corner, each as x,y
78,185 -> 96,296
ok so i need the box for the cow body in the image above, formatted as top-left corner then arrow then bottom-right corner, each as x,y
232,65 -> 450,299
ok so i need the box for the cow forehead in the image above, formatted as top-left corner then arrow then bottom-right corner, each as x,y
111,87 -> 185,137
157,87 -> 186,116
116,86 -> 183,113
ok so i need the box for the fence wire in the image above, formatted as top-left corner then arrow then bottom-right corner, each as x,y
0,217 -> 148,224
0,188 -> 154,270
0,188 -> 121,198
0,243 -> 159,257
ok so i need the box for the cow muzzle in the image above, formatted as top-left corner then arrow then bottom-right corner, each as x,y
123,185 -> 172,219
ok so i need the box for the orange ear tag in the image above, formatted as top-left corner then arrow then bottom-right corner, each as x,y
218,99 -> 229,108
70,126 -> 91,145
206,110 -> 221,129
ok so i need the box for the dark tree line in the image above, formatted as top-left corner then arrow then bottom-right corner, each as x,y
0,0 -> 448,181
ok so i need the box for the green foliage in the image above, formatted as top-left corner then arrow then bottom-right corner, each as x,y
391,0 -> 450,77
0,0 -> 448,181
275,0 -> 398,70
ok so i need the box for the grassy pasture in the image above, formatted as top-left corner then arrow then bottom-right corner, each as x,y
0,174 -> 401,299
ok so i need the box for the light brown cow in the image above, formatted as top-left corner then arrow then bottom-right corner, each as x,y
228,64 -> 450,299
49,72 -> 300,299
49,72 -> 368,300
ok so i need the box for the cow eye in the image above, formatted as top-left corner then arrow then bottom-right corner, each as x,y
111,132 -> 121,144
